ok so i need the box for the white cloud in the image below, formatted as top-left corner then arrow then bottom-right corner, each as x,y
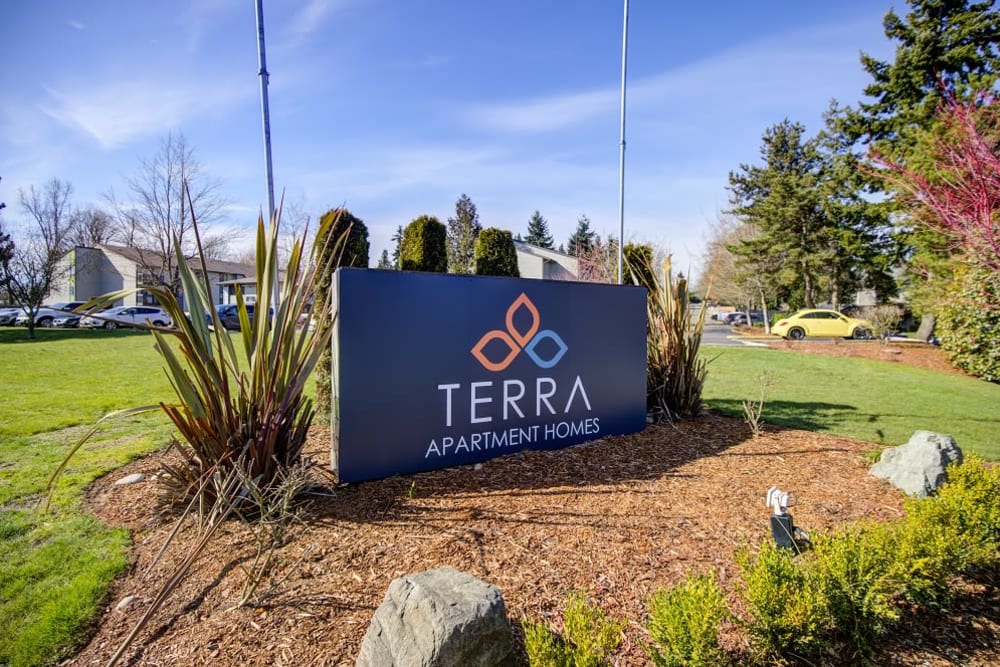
67,20 -> 85,30
284,0 -> 353,44
40,77 -> 250,149
463,87 -> 618,134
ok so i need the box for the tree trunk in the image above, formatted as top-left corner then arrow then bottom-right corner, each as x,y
915,313 -> 936,342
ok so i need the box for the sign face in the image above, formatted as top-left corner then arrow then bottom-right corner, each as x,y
332,269 -> 647,483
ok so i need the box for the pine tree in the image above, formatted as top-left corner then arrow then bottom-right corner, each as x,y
525,210 -> 554,248
446,193 -> 482,274
376,249 -> 392,270
567,214 -> 596,256
390,225 -> 403,269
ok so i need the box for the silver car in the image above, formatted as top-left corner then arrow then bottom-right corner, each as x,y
79,306 -> 173,330
13,301 -> 87,327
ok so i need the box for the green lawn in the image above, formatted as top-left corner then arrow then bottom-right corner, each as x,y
702,346 -> 1000,459
0,328 -> 178,667
2,329 -> 998,666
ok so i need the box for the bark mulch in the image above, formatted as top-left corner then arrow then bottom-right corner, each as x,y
71,346 -> 998,666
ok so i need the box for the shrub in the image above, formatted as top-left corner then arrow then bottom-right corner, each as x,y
623,243 -> 656,292
859,304 -> 903,341
938,263 -> 1000,382
811,524 -> 901,654
399,214 -> 447,272
646,573 -> 728,667
899,455 -> 1000,582
314,208 -> 369,421
645,256 -> 708,421
736,542 -> 831,663
474,227 -> 520,277
522,592 -> 625,667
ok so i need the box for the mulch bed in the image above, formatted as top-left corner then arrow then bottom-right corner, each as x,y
71,345 -> 999,666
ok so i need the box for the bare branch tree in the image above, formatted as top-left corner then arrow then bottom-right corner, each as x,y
0,179 -> 75,339
106,132 -> 226,297
67,206 -> 115,247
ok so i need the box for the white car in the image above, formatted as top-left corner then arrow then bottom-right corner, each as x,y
13,301 -> 87,327
79,306 -> 173,330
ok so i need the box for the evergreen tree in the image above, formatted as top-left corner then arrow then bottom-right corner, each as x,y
390,225 -> 403,269
525,210 -> 554,248
474,228 -> 520,277
446,193 -> 482,274
728,121 -> 831,309
567,214 -> 596,256
376,249 -> 392,270
833,0 -> 1000,327
400,215 -> 447,272
314,208 -> 369,421
836,0 -> 1000,156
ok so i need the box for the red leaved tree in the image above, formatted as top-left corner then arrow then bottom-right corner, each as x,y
873,94 -> 1000,271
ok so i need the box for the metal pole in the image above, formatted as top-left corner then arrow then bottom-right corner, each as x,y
254,0 -> 280,307
616,0 -> 629,285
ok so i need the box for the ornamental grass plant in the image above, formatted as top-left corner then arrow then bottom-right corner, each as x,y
47,192 -> 344,665
639,256 -> 710,421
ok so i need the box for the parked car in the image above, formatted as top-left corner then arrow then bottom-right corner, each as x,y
772,309 -> 874,340
13,301 -> 87,327
723,311 -> 765,326
50,314 -> 82,327
0,306 -> 21,326
79,306 -> 173,330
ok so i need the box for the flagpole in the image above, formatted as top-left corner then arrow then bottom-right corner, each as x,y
616,0 -> 629,285
254,0 -> 280,307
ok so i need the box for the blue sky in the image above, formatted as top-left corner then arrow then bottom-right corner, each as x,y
1,0 -> 897,278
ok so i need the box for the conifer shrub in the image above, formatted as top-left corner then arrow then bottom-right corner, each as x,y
314,208 -> 369,422
898,455 -> 1000,585
474,227 -> 520,277
399,214 -> 447,272
522,592 -> 625,667
736,542 -> 831,663
810,524 -> 901,655
623,242 -> 656,292
646,573 -> 728,667
938,263 -> 1000,382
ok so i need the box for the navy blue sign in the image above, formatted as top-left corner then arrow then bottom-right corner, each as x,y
332,269 -> 647,483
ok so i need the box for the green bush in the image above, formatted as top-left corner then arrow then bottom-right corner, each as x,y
399,214 -> 447,272
646,573 -> 728,667
623,243 -> 656,292
474,227 -> 520,277
811,524 -> 901,654
899,455 -> 1000,583
314,208 -> 369,421
736,542 -> 831,663
522,592 -> 625,667
938,264 -> 1000,382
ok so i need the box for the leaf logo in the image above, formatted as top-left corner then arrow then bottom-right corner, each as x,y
471,293 -> 568,372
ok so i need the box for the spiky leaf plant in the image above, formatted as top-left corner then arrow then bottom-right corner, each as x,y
636,255 -> 710,421
50,197 -> 341,509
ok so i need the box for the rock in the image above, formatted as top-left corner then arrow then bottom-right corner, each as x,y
870,430 -> 963,498
114,473 -> 145,486
356,567 -> 514,667
474,463 -> 483,471
116,595 -> 136,611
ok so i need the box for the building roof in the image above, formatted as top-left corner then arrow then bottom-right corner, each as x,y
98,245 -> 254,276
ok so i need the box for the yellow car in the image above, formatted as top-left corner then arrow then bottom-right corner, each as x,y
772,309 -> 874,340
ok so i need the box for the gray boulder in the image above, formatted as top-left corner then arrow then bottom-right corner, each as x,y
870,430 -> 963,498
356,567 -> 515,667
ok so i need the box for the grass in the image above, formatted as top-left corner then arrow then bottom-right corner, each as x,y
0,328 -> 177,667
702,346 -> 1000,460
